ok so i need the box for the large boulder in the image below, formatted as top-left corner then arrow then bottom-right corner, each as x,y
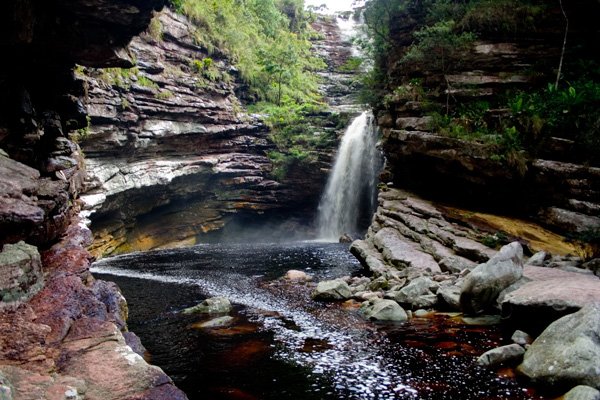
311,279 -> 352,301
372,228 -> 441,274
360,299 -> 408,322
460,242 -> 524,314
518,304 -> 600,390
391,276 -> 438,309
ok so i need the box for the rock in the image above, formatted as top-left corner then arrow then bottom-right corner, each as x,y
526,251 -> 549,267
373,228 -> 441,274
194,316 -> 235,329
460,242 -> 524,315
0,242 -> 43,307
392,276 -> 438,305
583,259 -> 600,277
339,234 -> 353,243
123,332 -> 148,359
501,266 -> 600,331
563,386 -> 600,400
311,279 -> 352,301
437,284 -> 462,310
477,344 -> 525,367
360,299 -> 408,322
439,256 -> 475,274
518,304 -> 600,389
511,330 -> 533,346
284,270 -> 312,282
540,207 -> 600,235
182,297 -> 232,314
452,236 -> 496,263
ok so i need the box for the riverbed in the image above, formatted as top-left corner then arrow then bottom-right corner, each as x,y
92,242 -> 547,400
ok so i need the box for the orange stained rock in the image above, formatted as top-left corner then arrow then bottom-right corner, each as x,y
443,206 -> 582,256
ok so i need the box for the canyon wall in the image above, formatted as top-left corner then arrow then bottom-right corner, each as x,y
79,10 -> 344,257
373,0 -> 600,237
0,1 -> 188,398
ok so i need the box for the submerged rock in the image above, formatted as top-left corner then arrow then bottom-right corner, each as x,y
182,297 -> 232,315
460,242 -> 524,314
194,316 -> 235,329
563,385 -> 600,400
360,299 -> 408,322
311,279 -> 352,301
476,344 -> 525,367
518,304 -> 600,390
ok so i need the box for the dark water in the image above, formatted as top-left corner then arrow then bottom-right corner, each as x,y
92,242 -> 545,400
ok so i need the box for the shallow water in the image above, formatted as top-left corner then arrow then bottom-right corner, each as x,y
93,242 -> 546,400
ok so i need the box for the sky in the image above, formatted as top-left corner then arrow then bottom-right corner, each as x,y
304,0 -> 364,12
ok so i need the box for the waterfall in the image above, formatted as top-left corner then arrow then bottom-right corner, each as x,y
317,111 -> 380,240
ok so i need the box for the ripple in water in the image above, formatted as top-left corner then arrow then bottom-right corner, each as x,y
93,243 -> 545,400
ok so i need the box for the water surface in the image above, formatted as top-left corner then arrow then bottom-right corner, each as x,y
93,242 -> 545,400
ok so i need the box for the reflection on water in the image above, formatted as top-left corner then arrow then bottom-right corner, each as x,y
93,242 -> 546,400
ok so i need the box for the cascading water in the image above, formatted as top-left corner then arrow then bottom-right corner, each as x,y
317,111 -> 381,240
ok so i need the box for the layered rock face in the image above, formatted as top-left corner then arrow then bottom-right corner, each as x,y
374,1 -> 600,236
0,0 -> 188,398
80,10 -> 336,256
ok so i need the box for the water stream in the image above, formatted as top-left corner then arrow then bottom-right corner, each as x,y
317,111 -> 381,240
92,243 -> 545,400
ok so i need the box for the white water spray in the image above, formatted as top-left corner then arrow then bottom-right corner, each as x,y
317,111 -> 380,240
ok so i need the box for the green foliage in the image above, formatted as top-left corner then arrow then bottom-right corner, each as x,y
155,90 -> 174,100
136,75 -> 159,90
338,57 -> 364,73
401,20 -> 476,72
148,17 -> 163,41
174,0 -> 323,104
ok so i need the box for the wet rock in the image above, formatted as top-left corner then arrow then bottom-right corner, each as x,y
284,270 -> 312,282
0,242 -> 43,307
311,279 -> 352,301
518,304 -> 600,389
360,299 -> 408,322
182,297 -> 232,315
339,234 -> 353,243
460,242 -> 524,315
511,330 -> 533,346
477,344 -> 525,367
563,385 -> 600,400
194,316 -> 235,329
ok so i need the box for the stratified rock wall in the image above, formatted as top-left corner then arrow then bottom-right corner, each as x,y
0,0 -> 188,398
374,1 -> 600,235
80,10 -> 333,256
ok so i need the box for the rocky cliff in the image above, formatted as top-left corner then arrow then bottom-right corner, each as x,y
373,0 -> 600,238
0,0 -> 188,398
79,10 -> 343,257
